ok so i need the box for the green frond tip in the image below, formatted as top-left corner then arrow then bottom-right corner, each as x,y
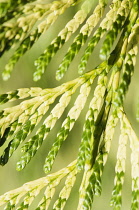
34,36 -> 65,81
43,117 -> 75,174
56,33 -> 88,80
77,108 -> 94,171
16,128 -> 46,171
110,172 -> 124,208
77,152 -> 104,209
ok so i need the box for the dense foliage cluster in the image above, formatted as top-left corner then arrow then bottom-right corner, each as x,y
0,0 -> 139,209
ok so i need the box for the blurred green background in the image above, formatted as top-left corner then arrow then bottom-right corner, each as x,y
0,1 -> 139,209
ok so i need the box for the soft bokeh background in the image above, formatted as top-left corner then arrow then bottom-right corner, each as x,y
0,1 -> 139,209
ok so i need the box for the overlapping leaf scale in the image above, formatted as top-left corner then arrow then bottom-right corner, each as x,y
77,72 -> 107,171
97,61 -> 122,167
77,164 -> 92,210
115,43 -> 138,107
78,0 -> 132,73
34,0 -> 93,81
110,119 -> 128,208
115,3 -> 139,107
56,0 -> 107,80
102,113 -> 119,167
79,154 -> 103,210
77,63 -> 111,170
85,119 -> 113,207
77,108 -> 94,170
80,154 -> 104,210
43,117 -> 76,174
77,153 -> 104,209
93,154 -> 104,196
78,65 -> 119,209
119,112 -> 139,210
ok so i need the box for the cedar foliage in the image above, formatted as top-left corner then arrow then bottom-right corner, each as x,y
0,0 -> 139,209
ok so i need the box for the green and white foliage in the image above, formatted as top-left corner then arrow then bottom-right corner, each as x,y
0,0 -> 139,209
